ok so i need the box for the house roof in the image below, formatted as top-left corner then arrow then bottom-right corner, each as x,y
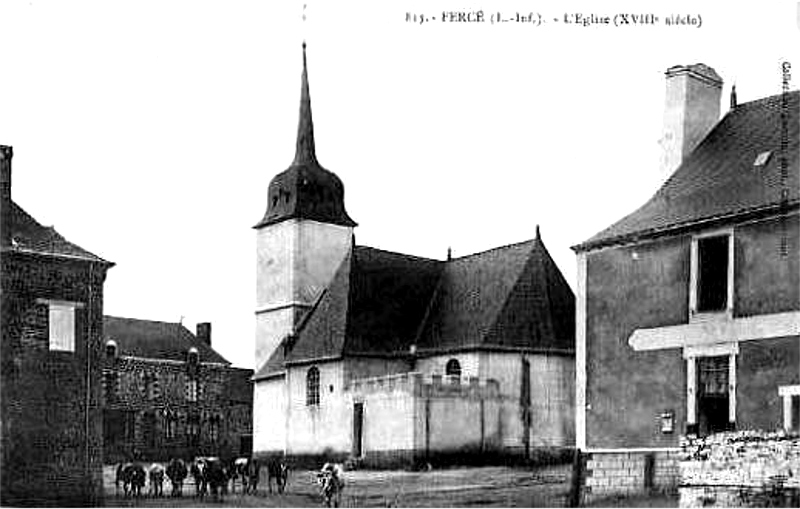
3,200 -> 112,264
576,91 -> 800,251
254,237 -> 575,380
104,316 -> 230,365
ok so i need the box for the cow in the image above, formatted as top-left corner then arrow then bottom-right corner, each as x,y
266,458 -> 289,494
148,463 -> 166,497
166,458 -> 188,497
117,463 -> 146,498
205,457 -> 228,501
191,458 -> 209,498
114,463 -> 125,497
317,463 -> 344,507
229,457 -> 250,494
245,458 -> 261,495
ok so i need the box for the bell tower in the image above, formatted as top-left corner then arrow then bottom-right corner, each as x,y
253,43 -> 356,369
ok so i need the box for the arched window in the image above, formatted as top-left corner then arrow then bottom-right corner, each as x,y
306,366 -> 320,406
445,359 -> 461,377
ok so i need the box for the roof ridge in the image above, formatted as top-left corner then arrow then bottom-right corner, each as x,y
449,238 -> 536,262
104,315 -> 184,327
354,244 -> 442,263
732,89 -> 799,110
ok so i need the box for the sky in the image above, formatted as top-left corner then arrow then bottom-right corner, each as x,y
1,0 -> 798,369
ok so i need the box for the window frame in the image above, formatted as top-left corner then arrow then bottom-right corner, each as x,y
689,228 -> 734,321
306,366 -> 320,407
185,379 -> 198,402
779,385 -> 800,433
42,300 -> 82,352
445,358 -> 462,377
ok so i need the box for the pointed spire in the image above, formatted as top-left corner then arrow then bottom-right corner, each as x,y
730,84 -> 737,109
535,224 -> 541,240
294,42 -> 317,165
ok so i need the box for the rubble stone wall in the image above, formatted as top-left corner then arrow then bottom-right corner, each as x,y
678,431 -> 800,508
582,449 -> 681,503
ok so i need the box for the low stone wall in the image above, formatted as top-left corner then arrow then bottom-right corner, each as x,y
678,430 -> 800,508
582,450 -> 681,503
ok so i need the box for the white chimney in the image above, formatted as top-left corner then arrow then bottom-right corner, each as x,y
659,64 -> 722,179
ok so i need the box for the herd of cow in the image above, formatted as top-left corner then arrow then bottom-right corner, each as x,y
114,458 -> 346,507
114,457 -> 288,501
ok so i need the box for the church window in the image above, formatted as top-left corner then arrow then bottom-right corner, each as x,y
446,359 -> 461,377
306,366 -> 320,406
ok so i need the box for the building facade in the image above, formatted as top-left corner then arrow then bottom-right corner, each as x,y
102,317 -> 253,463
1,145 -> 113,505
572,65 -> 799,502
251,45 -> 575,468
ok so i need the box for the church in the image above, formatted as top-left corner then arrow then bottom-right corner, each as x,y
251,44 -> 575,467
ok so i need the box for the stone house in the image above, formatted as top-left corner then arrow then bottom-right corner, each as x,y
1,145 -> 113,505
572,64 -> 799,502
251,45 -> 575,467
102,317 -> 253,463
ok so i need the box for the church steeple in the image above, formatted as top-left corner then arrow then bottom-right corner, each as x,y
294,42 -> 317,165
254,42 -> 356,229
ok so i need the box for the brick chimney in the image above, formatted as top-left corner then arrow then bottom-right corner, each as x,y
196,322 -> 211,346
1,145 -> 12,249
659,64 -> 722,179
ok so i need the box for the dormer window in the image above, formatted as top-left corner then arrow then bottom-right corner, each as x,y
690,230 -> 734,318
187,347 -> 199,364
105,339 -> 118,359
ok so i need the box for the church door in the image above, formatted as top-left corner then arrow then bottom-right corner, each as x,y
353,403 -> 364,458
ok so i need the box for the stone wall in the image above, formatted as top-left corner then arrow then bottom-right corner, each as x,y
582,449 -> 681,503
102,355 -> 252,463
678,431 -> 800,508
1,253 -> 108,505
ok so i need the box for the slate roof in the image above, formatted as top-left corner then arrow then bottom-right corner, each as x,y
3,200 -> 111,264
576,91 -> 800,251
416,238 -> 575,353
254,43 -> 356,229
104,316 -> 230,365
254,238 -> 575,380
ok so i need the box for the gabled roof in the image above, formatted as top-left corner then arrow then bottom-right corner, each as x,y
416,238 -> 574,353
104,316 -> 229,365
285,246 -> 442,361
576,91 -> 800,251
3,200 -> 111,264
254,238 -> 575,380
